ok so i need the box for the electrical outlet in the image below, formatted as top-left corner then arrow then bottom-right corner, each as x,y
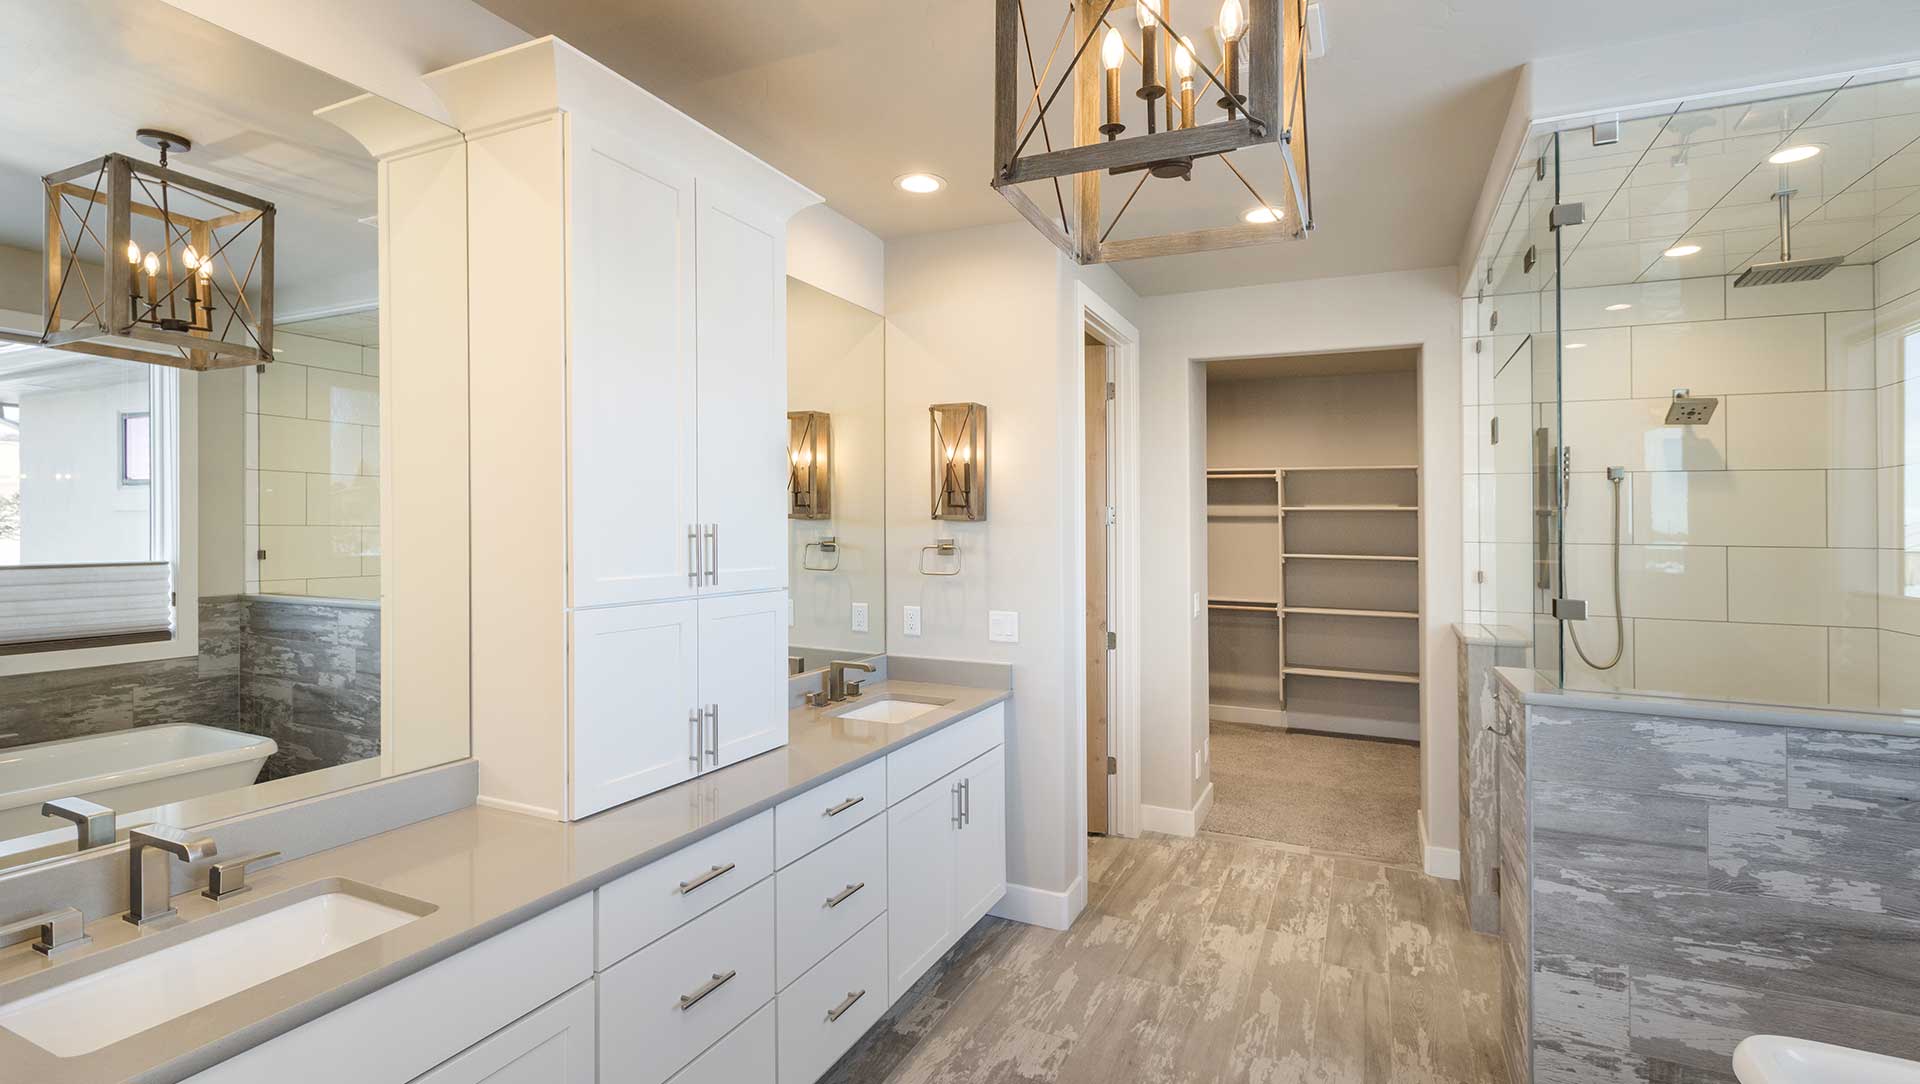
988,610 -> 1019,643
850,602 -> 869,633
903,605 -> 922,637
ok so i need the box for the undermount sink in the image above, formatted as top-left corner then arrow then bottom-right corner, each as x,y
835,696 -> 950,724
0,879 -> 433,1057
1733,1036 -> 1920,1084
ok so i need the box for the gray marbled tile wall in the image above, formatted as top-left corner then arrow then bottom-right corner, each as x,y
0,596 -> 379,782
1523,703 -> 1920,1083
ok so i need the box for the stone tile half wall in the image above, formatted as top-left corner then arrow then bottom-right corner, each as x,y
1525,704 -> 1920,1083
0,596 -> 380,782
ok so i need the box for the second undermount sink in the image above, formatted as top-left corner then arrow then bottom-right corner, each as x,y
1733,1035 -> 1920,1084
0,879 -> 434,1057
835,695 -> 951,724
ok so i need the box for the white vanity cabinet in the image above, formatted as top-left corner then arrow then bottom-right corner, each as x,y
437,39 -> 817,823
410,981 -> 596,1084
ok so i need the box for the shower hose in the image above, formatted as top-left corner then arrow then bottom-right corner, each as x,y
1568,471 -> 1626,671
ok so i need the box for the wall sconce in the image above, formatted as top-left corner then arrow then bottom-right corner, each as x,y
787,411 -> 832,519
930,402 -> 987,521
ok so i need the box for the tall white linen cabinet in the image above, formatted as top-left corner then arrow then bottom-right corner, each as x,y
424,39 -> 821,820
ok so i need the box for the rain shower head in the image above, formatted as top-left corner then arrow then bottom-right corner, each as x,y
1664,389 -> 1719,425
1734,185 -> 1842,288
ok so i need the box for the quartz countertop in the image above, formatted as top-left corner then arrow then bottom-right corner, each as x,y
1493,665 -> 1920,737
0,679 -> 1010,1084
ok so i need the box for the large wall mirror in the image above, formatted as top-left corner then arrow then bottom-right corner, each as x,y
787,277 -> 885,676
0,0 -> 464,871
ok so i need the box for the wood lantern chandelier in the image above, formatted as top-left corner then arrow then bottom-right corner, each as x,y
1,129 -> 276,372
992,0 -> 1313,263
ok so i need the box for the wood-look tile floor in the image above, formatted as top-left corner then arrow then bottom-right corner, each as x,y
824,832 -> 1507,1084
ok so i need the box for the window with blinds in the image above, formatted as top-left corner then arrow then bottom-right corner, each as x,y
0,562 -> 174,652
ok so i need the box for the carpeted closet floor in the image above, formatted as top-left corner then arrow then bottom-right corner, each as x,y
1201,721 -> 1421,865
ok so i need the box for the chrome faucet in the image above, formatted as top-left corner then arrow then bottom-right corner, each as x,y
827,660 -> 875,703
125,825 -> 217,926
42,797 -> 116,850
0,906 -> 91,957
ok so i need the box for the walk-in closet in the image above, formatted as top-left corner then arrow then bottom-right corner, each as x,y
1202,349 -> 1423,863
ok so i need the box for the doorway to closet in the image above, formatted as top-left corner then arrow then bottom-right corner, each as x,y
1203,348 -> 1422,865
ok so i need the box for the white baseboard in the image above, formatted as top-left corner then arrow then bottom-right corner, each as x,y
1140,780 -> 1215,837
1418,811 -> 1461,880
477,794 -> 562,820
990,877 -> 1084,930
1209,703 -> 1287,728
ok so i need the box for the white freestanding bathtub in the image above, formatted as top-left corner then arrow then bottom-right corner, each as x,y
0,725 -> 277,839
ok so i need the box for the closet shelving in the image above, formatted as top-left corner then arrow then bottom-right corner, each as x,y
1207,464 -> 1422,741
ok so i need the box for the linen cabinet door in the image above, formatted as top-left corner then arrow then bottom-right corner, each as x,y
694,182 -> 786,594
697,591 -> 789,769
571,601 -> 700,819
886,772 -> 960,1001
953,746 -> 1007,932
568,119 -> 699,608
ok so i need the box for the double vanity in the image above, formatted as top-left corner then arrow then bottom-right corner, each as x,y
0,677 -> 1010,1084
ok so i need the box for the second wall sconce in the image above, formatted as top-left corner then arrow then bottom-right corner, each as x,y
930,402 -> 987,521
787,410 -> 832,519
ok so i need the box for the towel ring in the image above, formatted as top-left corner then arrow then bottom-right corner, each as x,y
919,538 -> 961,577
802,537 -> 841,572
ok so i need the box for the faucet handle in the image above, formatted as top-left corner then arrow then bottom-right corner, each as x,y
204,851 -> 282,901
0,906 -> 91,957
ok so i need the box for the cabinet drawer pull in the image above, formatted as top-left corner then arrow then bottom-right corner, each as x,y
677,970 -> 737,1011
688,524 -> 700,587
825,796 -> 864,817
826,989 -> 866,1023
960,779 -> 971,826
678,862 -> 736,894
825,882 -> 865,909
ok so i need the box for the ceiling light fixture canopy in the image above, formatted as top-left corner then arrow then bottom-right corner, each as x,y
992,0 -> 1314,264
2,129 -> 276,371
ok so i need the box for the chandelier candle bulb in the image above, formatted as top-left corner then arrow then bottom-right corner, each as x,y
1100,27 -> 1127,139
1137,0 -> 1164,107
1217,0 -> 1246,117
1174,35 -> 1196,127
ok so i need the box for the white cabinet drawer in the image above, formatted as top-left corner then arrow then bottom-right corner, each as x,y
776,913 -> 888,1084
598,810 -> 773,969
775,814 -> 887,988
775,757 -> 886,868
887,702 -> 1004,804
599,878 -> 775,1084
665,1001 -> 776,1084
411,980 -> 595,1084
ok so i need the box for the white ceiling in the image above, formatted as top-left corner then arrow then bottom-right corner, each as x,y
475,0 -> 1866,296
0,0 -> 445,319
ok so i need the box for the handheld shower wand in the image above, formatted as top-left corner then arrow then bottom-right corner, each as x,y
1567,464 -> 1627,671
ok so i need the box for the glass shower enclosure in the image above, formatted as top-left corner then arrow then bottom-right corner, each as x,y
1465,69 -> 1920,717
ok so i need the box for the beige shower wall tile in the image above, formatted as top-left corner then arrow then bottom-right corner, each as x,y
1829,627 -> 1880,709
1633,469 -> 1826,547
1727,547 -> 1877,628
275,331 -> 363,374
1829,310 -> 1878,390
1634,619 -> 1828,705
1563,543 -> 1727,621
1882,630 -> 1920,709
1632,315 -> 1826,398
1559,328 -> 1633,401
1562,278 -> 1726,330
306,474 -> 380,526
257,470 -> 307,526
1725,390 -> 1876,470
1564,397 -> 1728,472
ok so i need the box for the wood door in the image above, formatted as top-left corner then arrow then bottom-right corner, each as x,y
887,771 -> 960,1001
695,180 -> 787,594
698,591 -> 789,769
1085,340 -> 1112,834
569,601 -> 700,819
566,119 -> 699,607
411,981 -> 595,1084
954,746 -> 1007,931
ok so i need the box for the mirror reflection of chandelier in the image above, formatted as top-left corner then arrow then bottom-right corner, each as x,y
2,128 -> 277,371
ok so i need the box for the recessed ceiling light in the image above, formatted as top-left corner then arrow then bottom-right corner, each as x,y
1242,206 -> 1285,224
894,172 -> 945,194
1664,243 -> 1702,258
1604,303 -> 1632,311
1767,144 -> 1821,165
1565,343 -> 1588,351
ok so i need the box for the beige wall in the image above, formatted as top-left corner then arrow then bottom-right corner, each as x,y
1140,266 -> 1466,859
0,243 -> 37,314
1207,369 -> 1419,467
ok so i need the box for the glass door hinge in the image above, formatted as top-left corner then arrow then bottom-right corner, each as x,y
1550,202 -> 1585,230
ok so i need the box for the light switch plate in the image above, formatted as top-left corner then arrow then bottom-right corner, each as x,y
903,605 -> 922,637
988,610 -> 1019,643
850,602 -> 869,633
